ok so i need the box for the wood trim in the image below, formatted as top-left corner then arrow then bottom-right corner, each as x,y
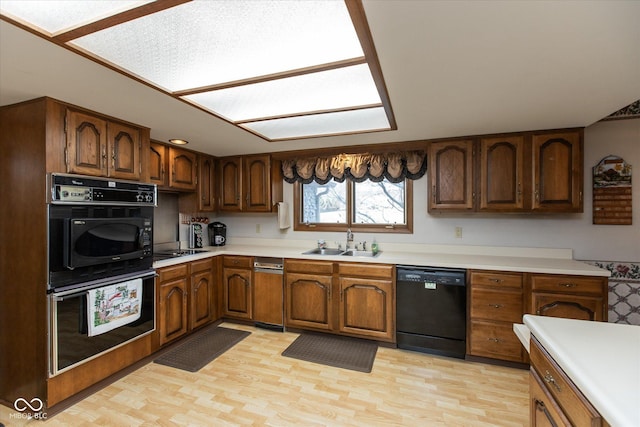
345,0 -> 397,130
174,57 -> 367,96
52,0 -> 191,43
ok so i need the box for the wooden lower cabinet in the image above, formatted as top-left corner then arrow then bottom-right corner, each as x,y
468,270 -> 525,362
468,270 -> 608,364
222,256 -> 253,320
284,259 -> 395,343
530,337 -> 604,426
531,274 -> 607,321
157,259 -> 216,346
285,261 -> 334,331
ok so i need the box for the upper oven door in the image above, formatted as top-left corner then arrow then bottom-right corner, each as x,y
64,217 -> 151,269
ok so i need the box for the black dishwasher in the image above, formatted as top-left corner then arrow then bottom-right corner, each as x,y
396,266 -> 466,359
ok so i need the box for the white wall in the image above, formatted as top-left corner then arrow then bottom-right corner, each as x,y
214,119 -> 640,262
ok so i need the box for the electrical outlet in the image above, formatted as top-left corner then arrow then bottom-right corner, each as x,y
256,223 -> 261,233
455,226 -> 462,238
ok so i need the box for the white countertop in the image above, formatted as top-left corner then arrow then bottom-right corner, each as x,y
520,315 -> 640,427
153,240 -> 609,277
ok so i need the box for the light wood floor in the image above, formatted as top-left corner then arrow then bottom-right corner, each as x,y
1,323 -> 529,426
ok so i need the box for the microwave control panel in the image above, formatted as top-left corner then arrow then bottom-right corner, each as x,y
51,174 -> 157,206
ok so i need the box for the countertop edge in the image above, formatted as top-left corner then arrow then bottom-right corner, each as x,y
523,315 -> 640,427
152,244 -> 610,276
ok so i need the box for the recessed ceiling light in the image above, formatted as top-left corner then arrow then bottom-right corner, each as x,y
168,138 -> 188,145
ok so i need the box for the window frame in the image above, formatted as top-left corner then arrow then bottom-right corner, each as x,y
293,178 -> 413,234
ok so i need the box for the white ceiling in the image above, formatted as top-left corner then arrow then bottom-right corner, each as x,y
1,0 -> 639,157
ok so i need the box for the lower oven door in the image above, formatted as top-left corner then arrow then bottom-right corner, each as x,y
49,270 -> 156,376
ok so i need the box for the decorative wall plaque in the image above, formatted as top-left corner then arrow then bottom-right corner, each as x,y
593,155 -> 632,225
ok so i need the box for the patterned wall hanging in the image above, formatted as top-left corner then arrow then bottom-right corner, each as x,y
593,155 -> 632,225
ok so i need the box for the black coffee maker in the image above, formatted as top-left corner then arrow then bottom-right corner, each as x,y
208,222 -> 226,246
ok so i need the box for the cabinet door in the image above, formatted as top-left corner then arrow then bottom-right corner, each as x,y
107,121 -> 141,180
479,136 -> 525,211
219,157 -> 242,211
338,277 -> 394,341
198,155 -> 216,212
159,277 -> 189,346
223,267 -> 252,319
428,140 -> 474,211
285,272 -> 333,331
253,270 -> 284,325
243,154 -> 271,212
65,109 -> 108,176
530,370 -> 571,427
149,142 -> 168,187
169,147 -> 197,190
533,293 -> 603,321
532,131 -> 583,212
190,268 -> 214,330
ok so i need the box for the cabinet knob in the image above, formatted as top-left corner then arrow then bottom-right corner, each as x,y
489,278 -> 503,283
487,337 -> 501,343
488,304 -> 503,309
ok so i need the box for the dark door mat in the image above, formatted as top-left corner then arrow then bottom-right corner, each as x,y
154,326 -> 250,372
282,333 -> 378,373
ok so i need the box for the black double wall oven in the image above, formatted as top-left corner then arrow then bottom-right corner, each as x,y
48,174 -> 157,375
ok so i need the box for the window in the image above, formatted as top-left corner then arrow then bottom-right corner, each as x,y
295,178 -> 412,233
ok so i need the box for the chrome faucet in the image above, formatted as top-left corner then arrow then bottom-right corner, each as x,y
346,228 -> 354,249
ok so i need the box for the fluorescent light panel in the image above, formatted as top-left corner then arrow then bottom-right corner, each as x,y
184,64 -> 381,121
241,107 -> 390,140
71,0 -> 364,92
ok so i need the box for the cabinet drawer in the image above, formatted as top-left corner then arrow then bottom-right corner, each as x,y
337,262 -> 394,279
468,320 -> 523,362
191,258 -> 213,273
470,288 -> 523,322
223,255 -> 252,269
530,338 -> 602,427
531,274 -> 604,295
285,259 -> 333,275
158,263 -> 188,281
469,270 -> 523,289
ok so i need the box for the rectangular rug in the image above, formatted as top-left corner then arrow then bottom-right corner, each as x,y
282,333 -> 378,373
154,326 -> 250,372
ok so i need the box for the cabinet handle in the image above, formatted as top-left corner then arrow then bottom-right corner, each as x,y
111,149 -> 116,168
489,278 -> 503,283
488,304 -> 503,309
432,185 -> 436,203
543,370 -> 561,392
517,182 -> 521,202
101,147 -> 107,168
558,282 -> 576,288
535,185 -> 540,201
487,337 -> 501,343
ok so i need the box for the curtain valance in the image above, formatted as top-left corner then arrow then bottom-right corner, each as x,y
282,150 -> 426,184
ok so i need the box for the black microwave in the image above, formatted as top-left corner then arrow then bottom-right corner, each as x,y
64,217 -> 152,269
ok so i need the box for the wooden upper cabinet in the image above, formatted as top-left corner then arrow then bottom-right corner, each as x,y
532,131 -> 583,212
198,155 -> 216,211
65,108 -> 142,180
168,147 -> 197,190
149,141 -> 168,187
107,121 -> 141,180
219,156 -> 242,211
65,109 -> 108,176
219,154 -> 281,212
479,136 -> 525,211
428,139 -> 474,211
243,154 -> 271,212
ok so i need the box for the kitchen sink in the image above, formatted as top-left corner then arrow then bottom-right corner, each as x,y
302,248 -> 381,257
341,249 -> 381,258
302,248 -> 346,256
